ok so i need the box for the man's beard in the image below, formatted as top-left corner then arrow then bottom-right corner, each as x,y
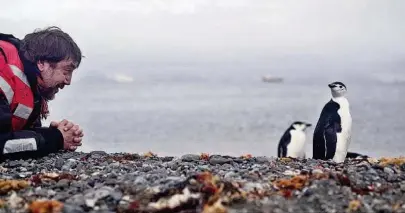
38,86 -> 57,101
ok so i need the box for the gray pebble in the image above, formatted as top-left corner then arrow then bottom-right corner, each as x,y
84,186 -> 114,208
384,167 -> 395,174
62,204 -> 84,213
209,156 -> 232,165
181,154 -> 200,162
66,194 -> 86,206
255,156 -> 271,163
7,160 -> 21,168
55,158 -> 65,170
109,162 -> 120,168
56,179 -> 70,188
62,159 -> 77,171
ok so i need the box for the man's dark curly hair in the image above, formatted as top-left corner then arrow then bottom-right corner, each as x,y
20,26 -> 82,68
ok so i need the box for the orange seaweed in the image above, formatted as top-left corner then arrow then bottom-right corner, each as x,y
241,154 -> 252,159
0,179 -> 29,194
28,200 -> 63,213
200,153 -> 210,161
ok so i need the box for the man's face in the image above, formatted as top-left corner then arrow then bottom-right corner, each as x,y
37,59 -> 77,100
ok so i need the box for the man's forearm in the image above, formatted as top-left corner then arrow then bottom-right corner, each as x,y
0,127 -> 64,160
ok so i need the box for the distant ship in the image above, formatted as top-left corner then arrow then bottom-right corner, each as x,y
262,75 -> 283,83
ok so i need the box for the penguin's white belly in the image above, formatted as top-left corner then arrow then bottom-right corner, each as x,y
333,103 -> 352,163
286,130 -> 306,158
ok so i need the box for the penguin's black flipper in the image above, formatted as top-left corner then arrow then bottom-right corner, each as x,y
278,145 -> 284,158
324,128 -> 336,159
313,116 -> 328,159
325,101 -> 342,159
277,130 -> 291,158
313,123 -> 326,159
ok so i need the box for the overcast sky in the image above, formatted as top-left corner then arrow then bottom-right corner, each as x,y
1,0 -> 405,70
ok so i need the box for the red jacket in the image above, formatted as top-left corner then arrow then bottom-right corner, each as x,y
0,33 -> 63,160
0,40 -> 35,131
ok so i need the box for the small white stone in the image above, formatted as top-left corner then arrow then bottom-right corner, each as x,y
312,169 -> 323,174
283,170 -> 299,176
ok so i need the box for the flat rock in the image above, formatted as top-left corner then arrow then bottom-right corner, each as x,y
209,156 -> 232,165
181,154 -> 201,162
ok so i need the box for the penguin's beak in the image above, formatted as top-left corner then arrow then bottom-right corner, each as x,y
306,123 -> 312,127
328,84 -> 334,88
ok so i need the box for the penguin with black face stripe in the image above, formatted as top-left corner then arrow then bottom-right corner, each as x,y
313,81 -> 352,163
278,121 -> 312,158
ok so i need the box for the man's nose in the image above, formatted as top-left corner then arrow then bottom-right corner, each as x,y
64,76 -> 71,85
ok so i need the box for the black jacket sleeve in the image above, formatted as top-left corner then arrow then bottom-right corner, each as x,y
0,92 -> 64,160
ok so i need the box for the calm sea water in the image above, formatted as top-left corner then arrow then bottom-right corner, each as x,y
44,64 -> 405,158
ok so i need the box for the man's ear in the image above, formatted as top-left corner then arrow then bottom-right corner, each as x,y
37,60 -> 46,72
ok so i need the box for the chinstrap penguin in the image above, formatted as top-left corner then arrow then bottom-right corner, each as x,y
313,81 -> 352,163
278,121 -> 312,158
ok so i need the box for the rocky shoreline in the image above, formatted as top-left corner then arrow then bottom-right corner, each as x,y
0,151 -> 405,213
